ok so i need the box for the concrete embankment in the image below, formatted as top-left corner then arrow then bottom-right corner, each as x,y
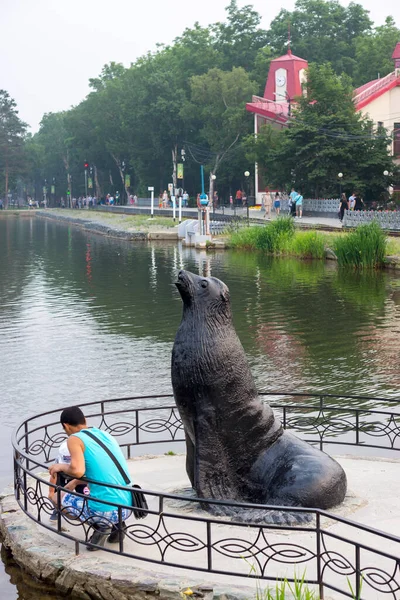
2,453 -> 400,600
36,210 -> 179,241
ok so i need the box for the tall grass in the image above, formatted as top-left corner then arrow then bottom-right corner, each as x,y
290,231 -> 325,259
333,221 -> 387,268
228,217 -> 325,259
229,216 -> 295,253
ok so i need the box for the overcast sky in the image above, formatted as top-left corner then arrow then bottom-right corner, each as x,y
2,0 -> 399,133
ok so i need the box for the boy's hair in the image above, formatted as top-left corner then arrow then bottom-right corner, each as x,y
60,406 -> 86,427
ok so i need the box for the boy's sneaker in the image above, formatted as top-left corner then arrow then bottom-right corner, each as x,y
50,509 -> 58,521
87,526 -> 112,551
108,521 -> 127,544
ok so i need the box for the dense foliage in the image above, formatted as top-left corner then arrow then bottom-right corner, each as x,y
247,63 -> 398,199
0,90 -> 28,207
2,0 -> 399,203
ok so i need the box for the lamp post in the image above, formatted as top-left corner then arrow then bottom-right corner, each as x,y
383,170 -> 392,202
338,172 -> 343,198
244,171 -> 250,223
43,179 -> 47,208
210,173 -> 216,217
52,177 -> 56,207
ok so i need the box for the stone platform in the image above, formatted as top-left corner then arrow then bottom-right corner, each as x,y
1,454 -> 399,600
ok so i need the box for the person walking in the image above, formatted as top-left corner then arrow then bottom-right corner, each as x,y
274,192 -> 281,216
263,190 -> 272,219
235,189 -> 243,207
348,192 -> 356,211
354,193 -> 364,211
339,193 -> 348,222
295,193 -> 303,219
49,406 -> 133,550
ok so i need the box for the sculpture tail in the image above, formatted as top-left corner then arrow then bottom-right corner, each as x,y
207,503 -> 312,525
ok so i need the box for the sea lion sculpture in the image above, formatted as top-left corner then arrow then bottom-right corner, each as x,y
172,270 -> 347,522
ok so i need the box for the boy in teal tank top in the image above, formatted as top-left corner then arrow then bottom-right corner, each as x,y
48,406 -> 132,550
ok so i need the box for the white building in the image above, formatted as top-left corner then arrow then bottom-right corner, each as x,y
247,42 -> 400,200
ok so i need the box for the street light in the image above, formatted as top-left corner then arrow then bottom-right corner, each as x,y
383,170 -> 389,177
244,171 -> 250,221
338,172 -> 343,197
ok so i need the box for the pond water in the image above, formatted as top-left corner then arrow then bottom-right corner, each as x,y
1,216 -> 400,598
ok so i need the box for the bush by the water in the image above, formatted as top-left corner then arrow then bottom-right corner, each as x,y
229,216 -> 294,253
290,231 -> 325,259
228,217 -> 325,259
333,221 -> 387,268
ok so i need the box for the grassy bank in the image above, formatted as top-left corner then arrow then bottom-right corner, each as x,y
39,208 -> 179,230
227,217 -> 389,268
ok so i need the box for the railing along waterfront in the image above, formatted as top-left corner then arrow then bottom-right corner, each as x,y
12,393 -> 400,599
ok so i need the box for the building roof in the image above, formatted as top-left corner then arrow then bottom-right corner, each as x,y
246,96 -> 289,124
392,42 -> 400,59
354,71 -> 400,111
354,78 -> 379,97
270,49 -> 307,63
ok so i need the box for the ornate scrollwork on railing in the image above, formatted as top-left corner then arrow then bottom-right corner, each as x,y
358,413 -> 400,449
211,527 -> 316,577
126,516 -> 207,561
138,407 -> 184,440
320,527 -> 400,598
26,428 -> 67,462
12,393 -> 400,599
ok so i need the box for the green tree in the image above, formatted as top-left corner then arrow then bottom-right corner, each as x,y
267,0 -> 372,80
33,112 -> 73,203
354,17 -> 400,86
183,67 -> 256,199
212,0 -> 269,72
248,63 -> 397,199
0,90 -> 27,207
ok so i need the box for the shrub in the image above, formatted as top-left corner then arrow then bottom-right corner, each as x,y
333,221 -> 387,268
290,231 -> 326,259
228,217 -> 295,254
228,226 -> 262,249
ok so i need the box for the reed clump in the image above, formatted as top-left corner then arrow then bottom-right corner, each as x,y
333,221 -> 387,268
228,217 -> 325,259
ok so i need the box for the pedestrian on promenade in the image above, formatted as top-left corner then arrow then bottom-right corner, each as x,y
235,189 -> 242,207
289,188 -> 298,214
263,189 -> 272,219
274,191 -> 281,216
213,190 -> 218,209
339,193 -> 348,222
354,193 -> 364,211
49,406 -> 132,550
183,191 -> 189,207
162,190 -> 168,208
348,192 -> 356,211
295,193 -> 303,219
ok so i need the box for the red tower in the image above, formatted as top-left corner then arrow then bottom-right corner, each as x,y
392,42 -> 400,69
263,49 -> 309,104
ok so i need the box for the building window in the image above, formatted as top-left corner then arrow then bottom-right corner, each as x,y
394,123 -> 400,157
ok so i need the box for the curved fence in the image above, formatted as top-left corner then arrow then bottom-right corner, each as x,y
12,392 -> 400,600
344,209 -> 400,230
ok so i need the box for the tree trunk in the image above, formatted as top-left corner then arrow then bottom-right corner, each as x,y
4,155 -> 9,209
111,153 -> 129,203
172,145 -> 177,194
94,165 -> 102,199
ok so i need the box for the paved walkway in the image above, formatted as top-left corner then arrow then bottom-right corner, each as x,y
93,204 -> 344,230
1,453 -> 399,600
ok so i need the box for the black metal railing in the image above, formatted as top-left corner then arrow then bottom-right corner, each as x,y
12,392 -> 400,599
